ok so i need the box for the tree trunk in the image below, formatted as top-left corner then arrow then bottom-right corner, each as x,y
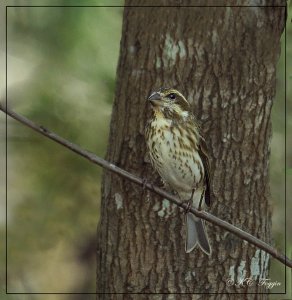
97,1 -> 285,298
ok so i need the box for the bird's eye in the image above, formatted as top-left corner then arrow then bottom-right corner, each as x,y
168,93 -> 176,100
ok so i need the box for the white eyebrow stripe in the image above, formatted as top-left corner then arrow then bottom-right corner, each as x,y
173,91 -> 190,106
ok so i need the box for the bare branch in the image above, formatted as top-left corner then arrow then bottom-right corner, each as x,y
1,102 -> 291,268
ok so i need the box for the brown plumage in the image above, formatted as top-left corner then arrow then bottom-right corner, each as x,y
145,87 -> 211,254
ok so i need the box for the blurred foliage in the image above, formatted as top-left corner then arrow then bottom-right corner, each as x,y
1,4 -> 123,298
0,2 -> 291,299
269,5 -> 292,299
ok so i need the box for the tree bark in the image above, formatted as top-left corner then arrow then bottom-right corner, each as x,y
97,1 -> 285,298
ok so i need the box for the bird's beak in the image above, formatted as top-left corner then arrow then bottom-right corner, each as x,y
148,92 -> 162,106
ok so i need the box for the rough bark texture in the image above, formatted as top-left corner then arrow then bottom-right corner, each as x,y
97,1 -> 285,298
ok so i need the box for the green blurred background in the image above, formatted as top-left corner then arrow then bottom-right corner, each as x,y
0,1 -> 291,299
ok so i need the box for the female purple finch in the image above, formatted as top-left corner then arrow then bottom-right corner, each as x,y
145,87 -> 211,255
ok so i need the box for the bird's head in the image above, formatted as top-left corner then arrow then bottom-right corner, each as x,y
147,87 -> 191,119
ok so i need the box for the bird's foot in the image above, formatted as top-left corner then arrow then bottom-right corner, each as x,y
183,188 -> 195,214
183,200 -> 192,214
142,178 -> 149,191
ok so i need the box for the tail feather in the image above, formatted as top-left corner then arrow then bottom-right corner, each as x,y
185,213 -> 211,255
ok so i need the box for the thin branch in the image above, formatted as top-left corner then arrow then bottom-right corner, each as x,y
1,102 -> 291,269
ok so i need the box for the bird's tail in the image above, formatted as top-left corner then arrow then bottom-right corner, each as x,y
185,212 -> 211,255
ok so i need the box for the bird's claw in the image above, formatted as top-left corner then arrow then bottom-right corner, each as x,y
183,200 -> 192,214
142,178 -> 148,191
183,188 -> 195,214
142,178 -> 155,191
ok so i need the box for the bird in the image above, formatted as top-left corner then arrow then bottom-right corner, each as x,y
145,87 -> 211,255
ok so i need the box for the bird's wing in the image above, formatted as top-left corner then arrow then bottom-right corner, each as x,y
198,138 -> 211,207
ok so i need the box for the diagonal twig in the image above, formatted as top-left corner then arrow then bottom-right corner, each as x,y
1,102 -> 291,268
